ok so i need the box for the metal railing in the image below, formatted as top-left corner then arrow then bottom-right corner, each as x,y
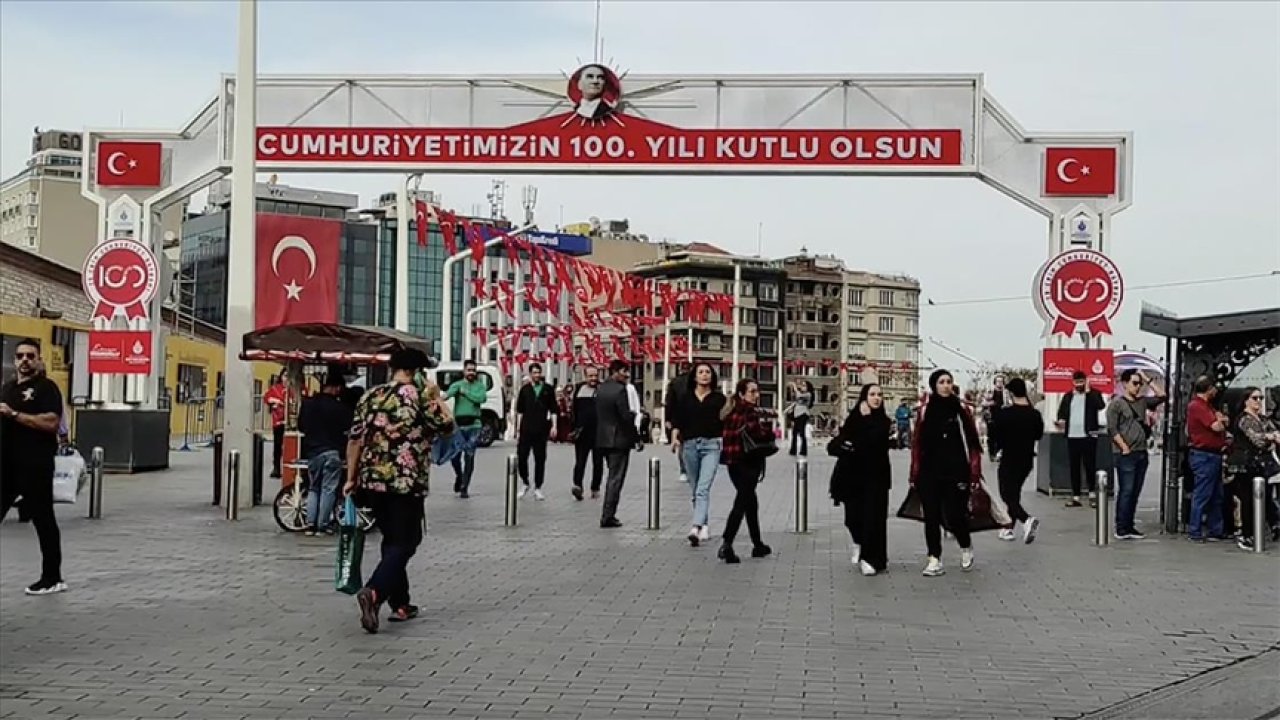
175,398 -> 223,451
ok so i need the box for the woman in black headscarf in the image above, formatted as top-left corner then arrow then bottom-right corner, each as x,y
910,369 -> 983,577
829,383 -> 893,576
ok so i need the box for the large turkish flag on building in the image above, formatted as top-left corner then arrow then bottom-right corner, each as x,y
255,213 -> 341,329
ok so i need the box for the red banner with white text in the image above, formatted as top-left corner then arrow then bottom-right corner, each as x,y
1042,348 -> 1115,394
88,331 -> 153,375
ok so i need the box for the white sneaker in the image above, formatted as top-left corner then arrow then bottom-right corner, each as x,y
533,488 -> 546,501
518,485 -> 528,499
851,543 -> 862,566
688,526 -> 701,546
680,473 -> 688,485
24,580 -> 67,596
998,528 -> 1017,541
922,557 -> 944,577
698,525 -> 711,542
859,560 -> 877,576
1023,517 -> 1040,544
960,548 -> 975,571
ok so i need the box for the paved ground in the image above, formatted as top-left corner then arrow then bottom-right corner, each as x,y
2,443 -> 1277,720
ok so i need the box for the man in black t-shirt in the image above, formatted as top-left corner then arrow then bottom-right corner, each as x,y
992,378 -> 1044,545
1,338 -> 67,595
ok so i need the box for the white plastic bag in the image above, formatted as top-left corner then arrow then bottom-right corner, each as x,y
53,449 -> 86,504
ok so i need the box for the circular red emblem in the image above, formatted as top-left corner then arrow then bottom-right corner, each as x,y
1034,250 -> 1124,339
82,238 -> 160,322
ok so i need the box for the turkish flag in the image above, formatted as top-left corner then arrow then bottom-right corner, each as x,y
1044,147 -> 1117,196
413,200 -> 429,247
97,142 -> 163,187
255,213 -> 341,329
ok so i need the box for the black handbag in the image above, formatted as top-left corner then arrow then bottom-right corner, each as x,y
741,425 -> 779,459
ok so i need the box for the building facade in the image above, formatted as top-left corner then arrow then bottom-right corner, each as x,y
781,254 -> 847,421
630,247 -> 786,417
846,270 -> 922,407
1,128 -> 181,270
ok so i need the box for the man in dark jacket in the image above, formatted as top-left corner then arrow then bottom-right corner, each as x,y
663,369 -> 691,481
570,366 -> 604,501
1055,370 -> 1107,508
515,363 -> 557,500
596,360 -> 636,528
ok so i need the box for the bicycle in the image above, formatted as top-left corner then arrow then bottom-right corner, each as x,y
273,467 -> 375,533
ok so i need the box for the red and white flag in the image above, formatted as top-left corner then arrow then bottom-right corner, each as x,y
1043,147 -> 1118,196
97,141 -> 163,187
413,199 -> 429,247
254,213 -> 341,329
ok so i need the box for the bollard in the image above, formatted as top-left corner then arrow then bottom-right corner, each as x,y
504,454 -> 519,527
794,458 -> 809,534
225,449 -> 241,521
87,446 -> 104,519
1176,475 -> 1186,532
1094,470 -> 1109,546
251,432 -> 265,506
1253,477 -> 1266,554
647,456 -> 661,530
212,431 -> 224,505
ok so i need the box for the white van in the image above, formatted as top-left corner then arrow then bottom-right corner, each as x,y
426,363 -> 506,447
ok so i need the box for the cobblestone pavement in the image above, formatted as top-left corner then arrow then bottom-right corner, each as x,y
2,443 -> 1277,720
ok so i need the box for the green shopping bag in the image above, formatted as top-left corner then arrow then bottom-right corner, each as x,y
334,496 -> 365,595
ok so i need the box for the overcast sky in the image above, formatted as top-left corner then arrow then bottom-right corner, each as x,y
1,1 -> 1276,371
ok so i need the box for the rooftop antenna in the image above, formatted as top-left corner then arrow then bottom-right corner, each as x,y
486,180 -> 507,220
521,185 -> 539,226
756,221 -> 763,257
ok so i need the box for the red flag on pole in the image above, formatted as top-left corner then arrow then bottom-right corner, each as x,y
413,199 -> 429,248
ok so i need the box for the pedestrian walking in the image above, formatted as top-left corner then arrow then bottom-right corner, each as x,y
445,359 -> 488,498
570,366 -> 604,501
1185,376 -> 1229,543
894,399 -> 912,450
0,338 -> 67,595
264,375 -> 287,478
984,375 -> 1008,461
1055,370 -> 1106,507
297,372 -> 354,536
992,378 -> 1043,544
344,348 -> 453,634
596,360 -> 636,528
717,378 -> 776,564
910,369 -> 983,577
670,363 -> 727,547
1105,369 -> 1167,540
1227,387 -> 1280,550
514,363 -> 556,501
829,383 -> 893,576
663,369 -> 691,482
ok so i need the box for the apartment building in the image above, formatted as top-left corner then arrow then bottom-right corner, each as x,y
629,246 -> 786,416
780,253 -> 847,419
846,270 -> 922,407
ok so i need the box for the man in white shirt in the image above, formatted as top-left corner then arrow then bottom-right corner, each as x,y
1055,370 -> 1106,508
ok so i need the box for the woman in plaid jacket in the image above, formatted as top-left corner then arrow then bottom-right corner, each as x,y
717,378 -> 777,564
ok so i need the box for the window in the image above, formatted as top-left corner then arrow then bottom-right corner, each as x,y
742,282 -> 755,297
804,310 -> 818,323
848,288 -> 864,306
176,363 -> 207,403
879,317 -> 895,333
905,293 -> 918,308
740,307 -> 758,324
435,369 -> 494,391
879,289 -> 895,307
879,343 -> 895,360
740,335 -> 757,352
758,309 -> 776,328
758,364 -> 776,383
848,314 -> 864,330
758,336 -> 777,355
804,336 -> 817,350
906,318 -> 919,335
848,341 -> 865,358
759,283 -> 778,301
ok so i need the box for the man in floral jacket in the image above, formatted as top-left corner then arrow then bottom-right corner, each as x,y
344,348 -> 452,634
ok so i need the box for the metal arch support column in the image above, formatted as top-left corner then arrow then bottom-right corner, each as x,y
394,174 -> 419,333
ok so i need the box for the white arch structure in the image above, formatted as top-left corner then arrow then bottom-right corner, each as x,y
80,66 -> 1131,507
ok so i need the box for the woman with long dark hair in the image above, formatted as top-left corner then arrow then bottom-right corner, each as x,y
910,369 -> 983,577
830,383 -> 893,575
1227,386 -> 1280,550
717,378 -> 776,563
670,362 -> 727,546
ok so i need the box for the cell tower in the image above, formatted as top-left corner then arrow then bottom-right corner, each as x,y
486,180 -> 507,220
522,185 -> 539,226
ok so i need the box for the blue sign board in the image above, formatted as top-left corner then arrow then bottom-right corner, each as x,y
476,226 -> 592,256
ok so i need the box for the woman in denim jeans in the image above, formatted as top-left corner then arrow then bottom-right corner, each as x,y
671,363 -> 727,547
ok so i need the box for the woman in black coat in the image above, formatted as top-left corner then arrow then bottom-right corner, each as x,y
829,383 -> 893,576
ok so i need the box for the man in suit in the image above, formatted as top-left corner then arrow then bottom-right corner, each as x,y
1055,370 -> 1107,508
595,360 -> 636,528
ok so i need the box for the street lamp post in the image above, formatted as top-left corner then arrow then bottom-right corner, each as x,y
439,222 -> 535,364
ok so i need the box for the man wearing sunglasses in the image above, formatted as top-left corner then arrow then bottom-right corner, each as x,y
1,338 -> 67,595
1105,369 -> 1166,540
